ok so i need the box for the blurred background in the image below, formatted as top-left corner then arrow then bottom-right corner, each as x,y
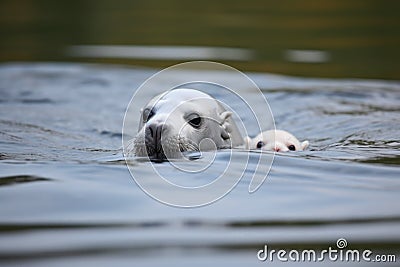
1,1 -> 400,266
1,0 -> 399,79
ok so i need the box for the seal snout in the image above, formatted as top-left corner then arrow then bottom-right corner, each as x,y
146,122 -> 169,153
148,123 -> 162,147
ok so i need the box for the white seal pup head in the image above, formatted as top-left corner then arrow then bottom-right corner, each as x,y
244,130 -> 309,152
131,88 -> 243,160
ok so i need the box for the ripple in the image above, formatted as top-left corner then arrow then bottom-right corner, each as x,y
0,175 -> 52,187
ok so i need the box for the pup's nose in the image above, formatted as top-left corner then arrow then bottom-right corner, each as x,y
274,146 -> 280,152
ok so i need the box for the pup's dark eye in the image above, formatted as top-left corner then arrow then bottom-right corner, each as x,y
256,141 -> 265,149
288,145 -> 296,151
188,116 -> 202,128
142,108 -> 155,122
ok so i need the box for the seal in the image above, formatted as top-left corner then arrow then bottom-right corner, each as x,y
244,129 -> 309,152
130,88 -> 243,160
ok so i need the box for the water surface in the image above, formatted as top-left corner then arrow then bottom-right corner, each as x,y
0,63 -> 399,266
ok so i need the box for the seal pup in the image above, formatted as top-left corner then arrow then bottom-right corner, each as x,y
244,130 -> 309,152
130,88 -> 243,160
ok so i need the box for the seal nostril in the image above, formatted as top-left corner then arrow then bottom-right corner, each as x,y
148,124 -> 159,138
147,123 -> 165,152
155,125 -> 162,146
148,126 -> 154,138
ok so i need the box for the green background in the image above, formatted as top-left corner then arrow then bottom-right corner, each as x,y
1,0 -> 399,79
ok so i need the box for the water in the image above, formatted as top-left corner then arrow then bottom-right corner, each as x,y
0,63 -> 400,266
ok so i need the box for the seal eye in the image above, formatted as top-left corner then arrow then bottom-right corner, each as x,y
288,144 -> 296,151
256,141 -> 264,149
142,108 -> 155,123
188,116 -> 202,128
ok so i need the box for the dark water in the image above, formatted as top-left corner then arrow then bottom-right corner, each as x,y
1,63 -> 400,266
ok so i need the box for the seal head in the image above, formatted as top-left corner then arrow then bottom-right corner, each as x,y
244,129 -> 309,152
130,88 -> 243,160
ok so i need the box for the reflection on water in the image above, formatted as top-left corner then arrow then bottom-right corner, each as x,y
0,63 -> 399,266
68,45 -> 254,61
0,175 -> 52,187
284,49 -> 330,63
